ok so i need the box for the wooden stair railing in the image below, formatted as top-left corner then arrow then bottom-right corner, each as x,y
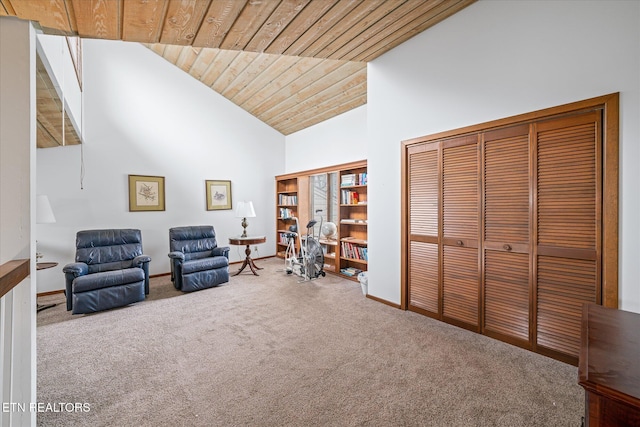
0,259 -> 30,299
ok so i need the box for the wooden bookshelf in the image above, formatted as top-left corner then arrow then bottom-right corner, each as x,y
275,175 -> 308,258
338,164 -> 367,281
275,160 -> 367,282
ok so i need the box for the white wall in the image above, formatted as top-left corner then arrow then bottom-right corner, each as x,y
285,105 -> 367,173
0,16 -> 37,427
367,0 -> 640,312
36,39 -> 285,292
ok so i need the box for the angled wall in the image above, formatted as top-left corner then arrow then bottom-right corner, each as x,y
36,39 -> 285,292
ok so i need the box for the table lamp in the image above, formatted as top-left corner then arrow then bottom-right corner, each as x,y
235,201 -> 256,238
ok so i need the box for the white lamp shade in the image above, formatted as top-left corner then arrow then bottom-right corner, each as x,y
235,201 -> 256,218
36,195 -> 56,224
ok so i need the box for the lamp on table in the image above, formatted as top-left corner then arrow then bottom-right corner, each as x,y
235,201 -> 256,238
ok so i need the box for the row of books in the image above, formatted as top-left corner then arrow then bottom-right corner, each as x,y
340,218 -> 367,224
340,267 -> 362,277
341,241 -> 368,261
341,190 -> 365,205
341,172 -> 368,187
278,232 -> 295,244
278,194 -> 297,205
279,207 -> 294,219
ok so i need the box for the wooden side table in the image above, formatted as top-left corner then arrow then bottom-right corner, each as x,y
578,303 -> 640,426
228,236 -> 266,276
36,262 -> 58,312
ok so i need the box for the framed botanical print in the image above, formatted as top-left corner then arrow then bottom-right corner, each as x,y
206,180 -> 232,210
129,175 -> 165,212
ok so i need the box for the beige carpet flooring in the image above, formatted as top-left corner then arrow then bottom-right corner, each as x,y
36,257 -> 584,426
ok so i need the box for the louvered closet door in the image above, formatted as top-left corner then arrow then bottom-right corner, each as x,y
535,111 -> 601,360
483,125 -> 531,345
408,143 -> 440,316
442,135 -> 480,330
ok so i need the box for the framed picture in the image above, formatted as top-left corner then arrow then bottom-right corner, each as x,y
128,175 -> 165,212
206,180 -> 232,210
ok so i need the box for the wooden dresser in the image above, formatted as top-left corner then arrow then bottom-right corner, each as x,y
579,303 -> 640,426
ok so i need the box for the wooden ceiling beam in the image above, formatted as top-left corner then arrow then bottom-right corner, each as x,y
277,90 -> 367,135
191,0 -> 245,49
264,0 -> 338,56
355,0 -> 475,62
252,58 -> 347,118
10,0 -> 73,34
264,66 -> 366,127
218,0 -> 279,51
232,54 -> 309,106
261,62 -> 365,124
218,53 -> 280,99
282,0 -> 361,57
331,0 -> 435,61
298,0 -> 387,59
122,0 -> 168,43
71,0 -> 122,39
159,0 -> 209,46
244,0 -> 310,53
175,46 -> 201,72
311,0 -> 406,60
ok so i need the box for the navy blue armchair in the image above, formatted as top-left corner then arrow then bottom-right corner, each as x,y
63,229 -> 151,314
168,226 -> 230,292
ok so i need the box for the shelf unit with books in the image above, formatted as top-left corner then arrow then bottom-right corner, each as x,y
275,175 -> 308,258
275,160 -> 366,282
318,238 -> 338,274
338,164 -> 367,281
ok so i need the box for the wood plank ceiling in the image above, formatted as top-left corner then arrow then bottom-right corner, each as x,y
2,0 -> 475,137
36,53 -> 82,147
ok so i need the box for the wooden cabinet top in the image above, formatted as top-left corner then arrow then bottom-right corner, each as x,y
579,303 -> 640,407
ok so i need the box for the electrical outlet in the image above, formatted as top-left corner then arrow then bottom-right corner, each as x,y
253,246 -> 258,252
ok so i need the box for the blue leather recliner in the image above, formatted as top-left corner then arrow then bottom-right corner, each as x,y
63,229 -> 151,314
168,226 -> 230,292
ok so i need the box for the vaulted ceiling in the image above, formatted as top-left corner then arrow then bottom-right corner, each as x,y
2,0 -> 475,138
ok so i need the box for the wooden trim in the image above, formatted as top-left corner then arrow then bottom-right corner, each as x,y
400,142 -> 408,310
37,289 -> 64,297
0,259 -> 30,299
366,293 -> 401,309
601,93 -> 619,308
275,160 -> 367,181
149,272 -> 171,278
401,93 -> 619,147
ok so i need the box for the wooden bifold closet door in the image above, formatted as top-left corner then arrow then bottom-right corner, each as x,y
533,112 -> 601,360
482,124 -> 531,346
406,108 -> 603,364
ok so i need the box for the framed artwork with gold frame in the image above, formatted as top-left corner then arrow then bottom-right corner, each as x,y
128,175 -> 165,212
206,180 -> 232,210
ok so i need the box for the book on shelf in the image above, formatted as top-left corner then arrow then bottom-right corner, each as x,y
341,189 -> 362,204
278,194 -> 297,205
340,267 -> 362,276
279,207 -> 294,219
341,241 -> 368,261
341,172 -> 368,187
340,218 -> 367,224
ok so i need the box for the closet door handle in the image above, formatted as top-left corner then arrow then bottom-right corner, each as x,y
503,244 -> 512,251
456,240 -> 464,246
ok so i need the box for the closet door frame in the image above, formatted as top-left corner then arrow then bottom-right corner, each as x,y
401,93 -> 619,314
